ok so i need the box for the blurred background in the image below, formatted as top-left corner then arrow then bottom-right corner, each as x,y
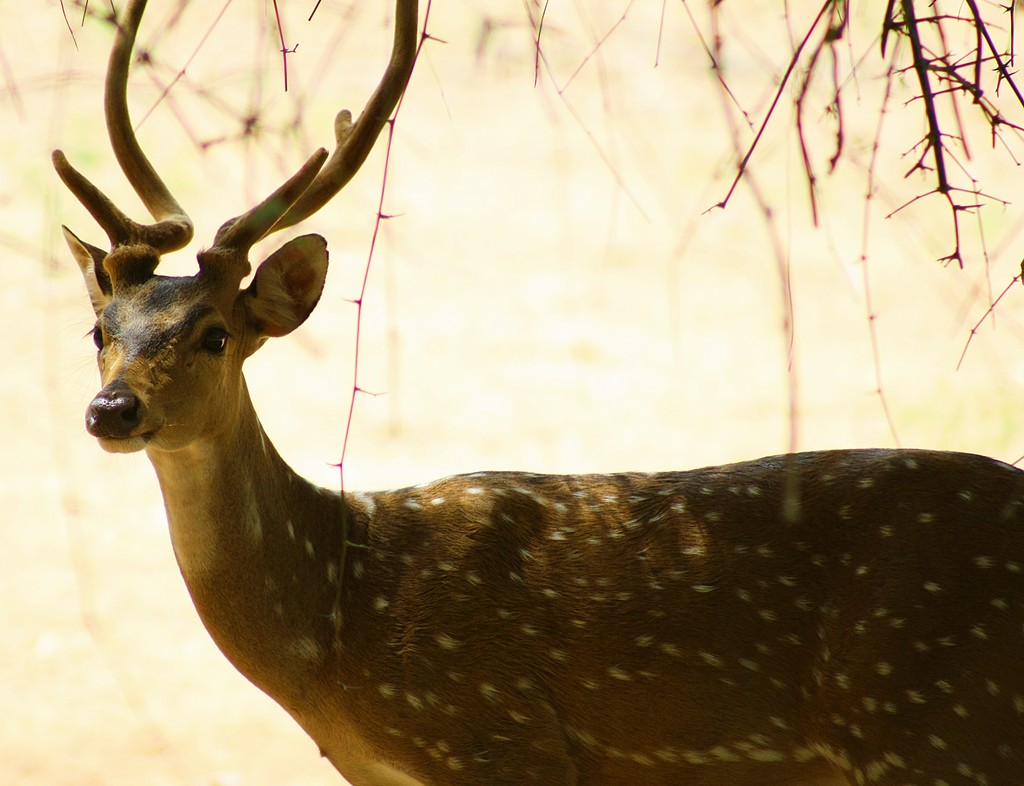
5,1 -> 1024,784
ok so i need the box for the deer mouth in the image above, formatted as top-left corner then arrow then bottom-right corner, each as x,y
95,432 -> 153,454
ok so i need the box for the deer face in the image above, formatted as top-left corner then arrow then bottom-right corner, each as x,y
69,232 -> 328,454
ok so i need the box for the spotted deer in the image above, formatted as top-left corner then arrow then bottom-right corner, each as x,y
57,1 -> 1024,784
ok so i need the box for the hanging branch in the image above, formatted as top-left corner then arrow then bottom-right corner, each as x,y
898,0 -> 964,266
707,0 -> 1024,269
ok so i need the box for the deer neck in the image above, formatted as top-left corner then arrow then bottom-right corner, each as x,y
144,379 -> 352,704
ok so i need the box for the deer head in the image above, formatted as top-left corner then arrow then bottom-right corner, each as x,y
55,0 -> 418,455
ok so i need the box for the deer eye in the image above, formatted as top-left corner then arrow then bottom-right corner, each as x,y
201,327 -> 230,354
91,325 -> 104,350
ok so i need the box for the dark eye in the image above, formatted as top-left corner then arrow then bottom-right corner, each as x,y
91,325 -> 104,350
201,327 -> 229,354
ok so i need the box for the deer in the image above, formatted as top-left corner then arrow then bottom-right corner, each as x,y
55,1 -> 1024,784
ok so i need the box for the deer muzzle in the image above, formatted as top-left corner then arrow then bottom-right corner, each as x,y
86,381 -> 149,452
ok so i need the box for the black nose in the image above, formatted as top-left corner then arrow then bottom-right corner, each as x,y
86,383 -> 141,438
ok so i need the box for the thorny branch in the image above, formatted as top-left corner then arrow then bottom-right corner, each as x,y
712,0 -> 1024,270
711,0 -> 837,214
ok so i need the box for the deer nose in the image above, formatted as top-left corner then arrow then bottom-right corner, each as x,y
86,383 -> 141,438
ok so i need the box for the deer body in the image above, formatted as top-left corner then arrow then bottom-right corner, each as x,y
55,1 -> 1024,783
148,363 -> 1024,786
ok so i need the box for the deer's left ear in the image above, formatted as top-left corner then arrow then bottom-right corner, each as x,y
242,234 -> 328,338
63,225 -> 112,316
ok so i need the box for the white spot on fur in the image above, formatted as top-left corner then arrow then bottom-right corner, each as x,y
435,633 -> 461,650
289,637 -> 321,662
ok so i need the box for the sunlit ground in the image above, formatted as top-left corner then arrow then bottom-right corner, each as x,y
4,1 -> 1024,784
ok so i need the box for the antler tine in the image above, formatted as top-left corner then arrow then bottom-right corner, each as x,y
206,148 -> 329,273
260,0 -> 419,238
105,0 -> 193,251
52,149 -> 138,241
53,0 -> 192,253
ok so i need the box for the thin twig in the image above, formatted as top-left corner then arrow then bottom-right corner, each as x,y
679,0 -> 752,129
957,273 -> 1022,370
271,0 -> 293,92
859,48 -> 901,444
711,0 -> 834,213
964,0 -> 1024,109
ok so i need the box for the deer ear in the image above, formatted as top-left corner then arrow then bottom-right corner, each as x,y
243,234 -> 328,338
63,225 -> 112,315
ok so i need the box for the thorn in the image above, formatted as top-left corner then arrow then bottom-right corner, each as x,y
354,386 -> 387,398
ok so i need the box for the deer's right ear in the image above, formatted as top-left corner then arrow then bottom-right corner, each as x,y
63,226 -> 112,315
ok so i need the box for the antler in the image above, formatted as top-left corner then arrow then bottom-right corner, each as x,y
212,0 -> 420,257
269,0 -> 420,234
55,0 -> 420,279
53,0 -> 193,252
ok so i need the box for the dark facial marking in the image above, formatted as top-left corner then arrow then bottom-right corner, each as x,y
135,302 -> 219,357
142,277 -> 190,312
99,282 -> 219,359
101,302 -> 122,338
